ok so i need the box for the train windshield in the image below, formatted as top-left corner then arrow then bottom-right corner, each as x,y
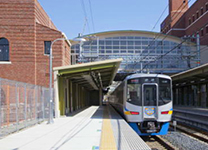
127,79 -> 141,105
159,78 -> 171,105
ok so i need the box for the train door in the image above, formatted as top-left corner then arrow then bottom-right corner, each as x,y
142,84 -> 158,120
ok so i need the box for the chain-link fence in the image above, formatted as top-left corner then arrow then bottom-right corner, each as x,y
0,78 -> 51,138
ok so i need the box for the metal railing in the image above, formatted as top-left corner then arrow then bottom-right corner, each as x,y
0,78 -> 51,138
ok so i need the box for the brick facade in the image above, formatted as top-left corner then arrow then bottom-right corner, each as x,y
161,0 -> 208,45
0,0 -> 71,87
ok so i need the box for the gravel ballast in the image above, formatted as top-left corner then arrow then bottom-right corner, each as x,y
161,132 -> 208,150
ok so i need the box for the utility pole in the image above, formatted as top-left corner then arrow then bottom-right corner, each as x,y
196,33 -> 200,66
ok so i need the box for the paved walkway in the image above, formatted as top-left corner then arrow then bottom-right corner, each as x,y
0,106 -> 103,150
0,106 -> 150,150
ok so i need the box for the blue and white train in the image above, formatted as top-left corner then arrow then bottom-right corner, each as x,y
109,73 -> 172,136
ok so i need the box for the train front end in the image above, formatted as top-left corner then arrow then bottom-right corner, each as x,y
124,74 -> 172,136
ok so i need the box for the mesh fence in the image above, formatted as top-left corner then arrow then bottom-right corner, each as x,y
0,78 -> 51,138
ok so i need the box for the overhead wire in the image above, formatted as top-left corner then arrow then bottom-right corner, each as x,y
80,0 -> 91,34
142,20 -> 208,71
132,0 -> 192,69
137,0 -> 194,71
88,0 -> 95,33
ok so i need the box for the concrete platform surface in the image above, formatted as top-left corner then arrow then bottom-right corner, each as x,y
0,106 -> 150,150
0,106 -> 102,150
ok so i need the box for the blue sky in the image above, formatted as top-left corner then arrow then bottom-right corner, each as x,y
38,0 -> 196,39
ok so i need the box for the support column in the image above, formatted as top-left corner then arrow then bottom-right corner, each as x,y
54,71 -> 60,118
70,81 -> 73,112
99,88 -> 103,106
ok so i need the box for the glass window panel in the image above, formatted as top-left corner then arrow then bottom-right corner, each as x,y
106,46 -> 112,49
100,50 -> 105,53
105,41 -> 112,45
99,40 -> 104,45
121,46 -> 126,49
106,50 -> 112,53
128,50 -> 134,53
44,41 -> 51,55
99,46 -> 105,49
121,41 -> 126,45
127,79 -> 141,106
121,50 -> 126,53
127,36 -> 134,39
142,37 -> 149,40
113,50 -> 119,53
128,41 -> 134,45
135,37 -> 141,39
128,46 -> 134,49
120,36 -> 127,39
113,46 -> 119,49
142,41 -> 148,45
135,41 -> 141,45
113,41 -> 119,45
135,46 -> 141,49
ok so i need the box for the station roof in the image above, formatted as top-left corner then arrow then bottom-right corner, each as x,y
70,30 -> 195,46
171,63 -> 208,83
53,59 -> 123,91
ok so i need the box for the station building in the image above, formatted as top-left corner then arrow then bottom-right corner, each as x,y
161,0 -> 208,45
0,0 -> 71,87
71,30 -> 198,74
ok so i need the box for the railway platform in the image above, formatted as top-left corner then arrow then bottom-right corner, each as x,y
0,105 -> 151,150
173,106 -> 208,132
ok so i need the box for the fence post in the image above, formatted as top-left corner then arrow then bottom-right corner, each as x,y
15,83 -> 19,132
42,87 -> 45,120
24,84 -> 27,127
0,78 -> 2,131
35,86 -> 37,124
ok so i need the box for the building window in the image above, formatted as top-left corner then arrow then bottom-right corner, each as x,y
192,15 -> 195,22
206,3 -> 208,11
44,41 -> 51,55
0,38 -> 9,61
201,7 -> 204,15
188,18 -> 191,25
201,29 -> 204,36
206,26 -> 208,34
196,11 -> 199,19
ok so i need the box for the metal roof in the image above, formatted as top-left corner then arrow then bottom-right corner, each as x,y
53,59 -> 123,91
171,63 -> 208,83
70,30 -> 195,46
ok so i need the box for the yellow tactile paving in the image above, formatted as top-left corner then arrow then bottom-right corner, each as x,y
100,107 -> 117,150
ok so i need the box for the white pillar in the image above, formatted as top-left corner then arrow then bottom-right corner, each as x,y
54,71 -> 60,118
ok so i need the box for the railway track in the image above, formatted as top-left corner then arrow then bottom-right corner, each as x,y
142,135 -> 176,150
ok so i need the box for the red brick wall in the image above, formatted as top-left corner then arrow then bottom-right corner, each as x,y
161,0 -> 188,33
35,0 -> 56,30
184,0 -> 208,45
161,0 -> 208,45
0,0 -> 36,84
0,0 -> 71,87
35,23 -> 71,87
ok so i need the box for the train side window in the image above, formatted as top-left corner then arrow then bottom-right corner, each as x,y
159,78 -> 171,105
127,78 -> 141,105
